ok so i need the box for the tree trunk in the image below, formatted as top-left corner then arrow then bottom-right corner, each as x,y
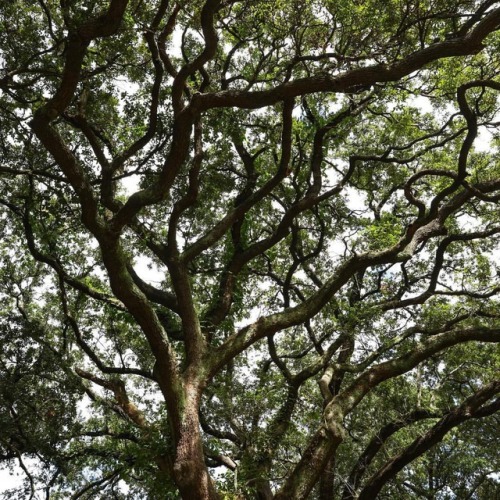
318,454 -> 335,499
171,384 -> 220,499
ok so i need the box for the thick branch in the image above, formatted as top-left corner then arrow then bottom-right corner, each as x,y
357,382 -> 500,499
195,10 -> 500,111
275,328 -> 500,498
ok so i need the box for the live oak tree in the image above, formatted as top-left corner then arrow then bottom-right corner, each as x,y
1,0 -> 500,498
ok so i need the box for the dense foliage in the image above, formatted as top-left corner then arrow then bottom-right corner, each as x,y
1,0 -> 500,498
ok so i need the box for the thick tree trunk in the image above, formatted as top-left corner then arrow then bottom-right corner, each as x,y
318,454 -> 335,499
171,384 -> 220,499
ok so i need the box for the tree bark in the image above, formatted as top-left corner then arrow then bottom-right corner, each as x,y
171,382 -> 220,500
318,454 -> 335,499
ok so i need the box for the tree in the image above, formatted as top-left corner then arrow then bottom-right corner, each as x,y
1,0 -> 500,497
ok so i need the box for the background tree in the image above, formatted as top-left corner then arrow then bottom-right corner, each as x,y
1,0 -> 500,498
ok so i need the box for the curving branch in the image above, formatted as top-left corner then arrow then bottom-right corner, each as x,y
342,409 -> 438,499
275,327 -> 500,498
357,381 -> 500,499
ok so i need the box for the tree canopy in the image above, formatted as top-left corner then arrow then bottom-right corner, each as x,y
1,0 -> 500,498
